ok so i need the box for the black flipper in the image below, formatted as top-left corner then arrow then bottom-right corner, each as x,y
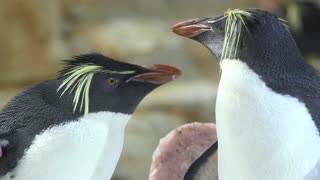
0,127 -> 29,175
184,141 -> 218,180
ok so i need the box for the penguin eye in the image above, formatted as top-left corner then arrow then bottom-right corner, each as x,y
217,24 -> 225,33
107,78 -> 118,86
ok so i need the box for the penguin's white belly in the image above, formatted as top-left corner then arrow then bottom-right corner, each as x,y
216,60 -> 320,180
304,159 -> 320,180
2,112 -> 130,180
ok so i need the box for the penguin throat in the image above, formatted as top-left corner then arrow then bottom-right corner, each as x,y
216,60 -> 320,180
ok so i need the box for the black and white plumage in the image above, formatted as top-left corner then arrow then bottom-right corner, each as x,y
0,53 -> 181,180
172,9 -> 320,180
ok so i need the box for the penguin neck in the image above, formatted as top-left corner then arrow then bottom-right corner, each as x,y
3,111 -> 131,180
216,59 -> 320,180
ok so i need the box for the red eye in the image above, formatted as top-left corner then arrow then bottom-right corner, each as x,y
107,78 -> 118,86
217,24 -> 225,33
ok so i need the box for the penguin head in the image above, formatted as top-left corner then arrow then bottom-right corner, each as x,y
171,9 -> 299,63
58,53 -> 181,115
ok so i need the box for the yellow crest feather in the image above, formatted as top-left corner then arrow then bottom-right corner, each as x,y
221,9 -> 254,60
57,61 -> 136,115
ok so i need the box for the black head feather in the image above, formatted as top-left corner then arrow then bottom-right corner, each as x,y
58,53 -> 143,78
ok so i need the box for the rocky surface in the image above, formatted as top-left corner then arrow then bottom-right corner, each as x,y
149,123 -> 216,180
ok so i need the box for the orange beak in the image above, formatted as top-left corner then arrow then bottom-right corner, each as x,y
171,18 -> 210,38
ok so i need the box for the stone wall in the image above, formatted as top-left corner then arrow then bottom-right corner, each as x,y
0,1 -> 254,179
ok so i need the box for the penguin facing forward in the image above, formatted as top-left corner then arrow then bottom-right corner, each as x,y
172,9 -> 320,180
0,53 -> 181,180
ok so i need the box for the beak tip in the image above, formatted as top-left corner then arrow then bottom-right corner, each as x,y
170,24 -> 182,33
172,75 -> 179,81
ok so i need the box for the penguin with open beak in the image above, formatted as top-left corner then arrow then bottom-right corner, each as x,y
172,9 -> 320,180
0,53 -> 181,180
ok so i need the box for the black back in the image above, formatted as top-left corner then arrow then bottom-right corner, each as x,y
0,80 -> 77,175
238,10 -> 320,132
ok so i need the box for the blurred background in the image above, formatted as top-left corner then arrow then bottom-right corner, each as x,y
0,0 -> 319,179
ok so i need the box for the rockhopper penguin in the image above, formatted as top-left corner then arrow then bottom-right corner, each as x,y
172,9 -> 320,179
0,53 -> 181,180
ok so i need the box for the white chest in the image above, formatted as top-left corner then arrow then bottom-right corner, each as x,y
216,60 -> 320,180
2,112 -> 131,180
